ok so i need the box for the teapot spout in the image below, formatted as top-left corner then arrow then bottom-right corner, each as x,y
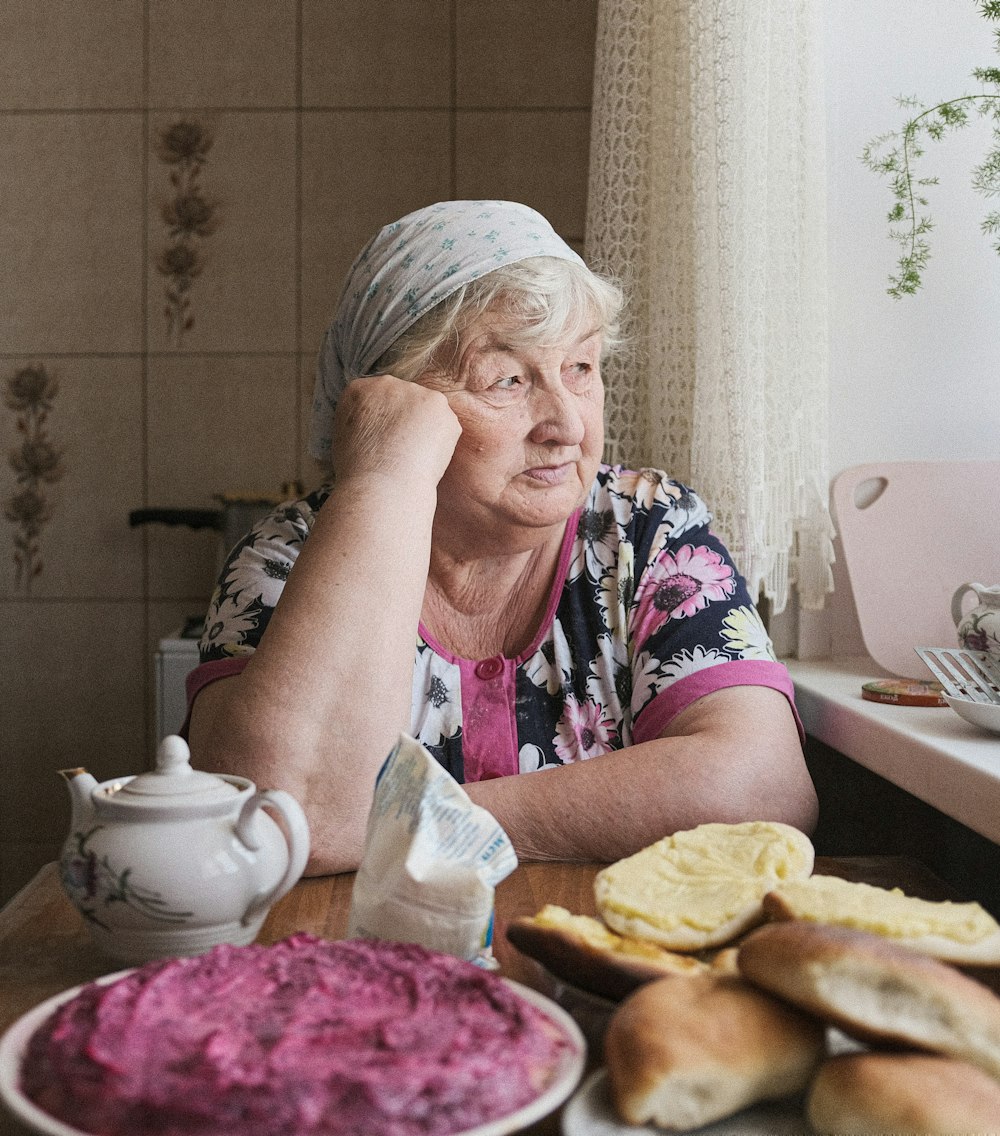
60,767 -> 99,830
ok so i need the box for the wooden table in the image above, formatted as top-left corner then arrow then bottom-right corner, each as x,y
0,855 -> 987,1135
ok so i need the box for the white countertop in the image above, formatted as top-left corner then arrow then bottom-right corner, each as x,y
784,656 -> 1000,845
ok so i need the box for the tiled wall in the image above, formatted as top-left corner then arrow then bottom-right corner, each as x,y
0,0 -> 597,904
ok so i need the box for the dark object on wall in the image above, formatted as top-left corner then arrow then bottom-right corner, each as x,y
129,484 -> 302,561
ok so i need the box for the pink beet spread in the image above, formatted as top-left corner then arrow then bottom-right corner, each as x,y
21,934 -> 570,1136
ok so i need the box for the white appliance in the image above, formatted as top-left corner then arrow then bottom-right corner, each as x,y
155,631 -> 201,741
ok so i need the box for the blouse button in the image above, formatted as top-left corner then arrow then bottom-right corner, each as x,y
474,656 -> 504,680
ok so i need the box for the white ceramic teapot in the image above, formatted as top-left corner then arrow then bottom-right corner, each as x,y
952,582 -> 1000,662
58,735 -> 310,964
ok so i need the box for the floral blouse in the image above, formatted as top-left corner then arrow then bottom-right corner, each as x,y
188,464 -> 798,784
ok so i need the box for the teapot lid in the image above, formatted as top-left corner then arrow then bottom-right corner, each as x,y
108,736 -> 243,804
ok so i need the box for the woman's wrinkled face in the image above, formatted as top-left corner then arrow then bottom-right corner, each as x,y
418,312 -> 605,542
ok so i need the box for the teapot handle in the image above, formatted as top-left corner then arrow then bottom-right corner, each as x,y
951,582 -> 976,629
237,789 -> 311,926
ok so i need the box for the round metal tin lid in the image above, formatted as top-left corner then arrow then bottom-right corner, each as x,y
861,678 -> 947,707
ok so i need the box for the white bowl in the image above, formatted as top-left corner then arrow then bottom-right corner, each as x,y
944,695 -> 1000,736
0,972 -> 585,1136
562,1031 -> 863,1135
0,971 -> 131,1136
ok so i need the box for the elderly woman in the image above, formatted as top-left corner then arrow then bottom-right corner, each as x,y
187,199 -> 817,874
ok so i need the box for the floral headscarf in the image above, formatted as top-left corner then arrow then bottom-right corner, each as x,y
308,200 -> 585,461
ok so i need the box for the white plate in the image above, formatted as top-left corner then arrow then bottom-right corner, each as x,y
944,694 -> 1000,736
561,1031 -> 863,1136
0,972 -> 586,1136
561,1069 -> 808,1136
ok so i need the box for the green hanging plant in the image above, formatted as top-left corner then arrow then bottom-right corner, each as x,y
861,0 -> 1000,298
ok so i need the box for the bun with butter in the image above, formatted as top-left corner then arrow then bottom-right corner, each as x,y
763,874 -> 1000,964
594,821 -> 815,950
505,904 -> 709,1001
604,971 -> 825,1130
738,921 -> 1000,1079
806,1052 -> 1000,1135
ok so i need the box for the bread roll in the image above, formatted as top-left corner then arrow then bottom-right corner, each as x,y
738,921 -> 1000,1079
763,874 -> 1000,964
807,1052 -> 1000,1135
505,904 -> 709,1000
594,821 -> 815,950
604,971 -> 825,1130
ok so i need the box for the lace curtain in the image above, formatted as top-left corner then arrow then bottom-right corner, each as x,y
586,0 -> 834,614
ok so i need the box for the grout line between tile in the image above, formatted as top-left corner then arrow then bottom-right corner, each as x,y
449,0 -> 457,197
0,105 -> 590,115
0,351 -> 308,360
295,0 -> 304,480
140,0 -> 153,750
0,596 -> 211,605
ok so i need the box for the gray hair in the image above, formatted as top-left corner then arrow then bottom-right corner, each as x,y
373,256 -> 626,382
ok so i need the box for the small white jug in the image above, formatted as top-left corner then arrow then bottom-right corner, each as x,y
952,582 -> 1000,662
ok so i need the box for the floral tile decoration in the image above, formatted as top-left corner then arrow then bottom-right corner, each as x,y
155,119 -> 221,343
4,363 -> 63,593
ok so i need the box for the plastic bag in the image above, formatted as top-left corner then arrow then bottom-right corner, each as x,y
347,733 -> 518,964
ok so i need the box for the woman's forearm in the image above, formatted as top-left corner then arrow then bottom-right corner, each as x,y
190,377 -> 462,874
188,473 -> 438,873
465,686 -> 817,864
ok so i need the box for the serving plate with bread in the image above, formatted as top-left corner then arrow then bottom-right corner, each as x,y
504,820 -> 1000,1134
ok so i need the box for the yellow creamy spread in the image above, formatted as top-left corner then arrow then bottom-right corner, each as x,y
534,904 -> 640,949
594,821 -> 814,933
769,875 -> 999,944
531,905 -> 705,967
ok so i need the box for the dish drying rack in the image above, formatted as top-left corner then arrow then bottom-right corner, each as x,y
915,648 -> 1000,705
